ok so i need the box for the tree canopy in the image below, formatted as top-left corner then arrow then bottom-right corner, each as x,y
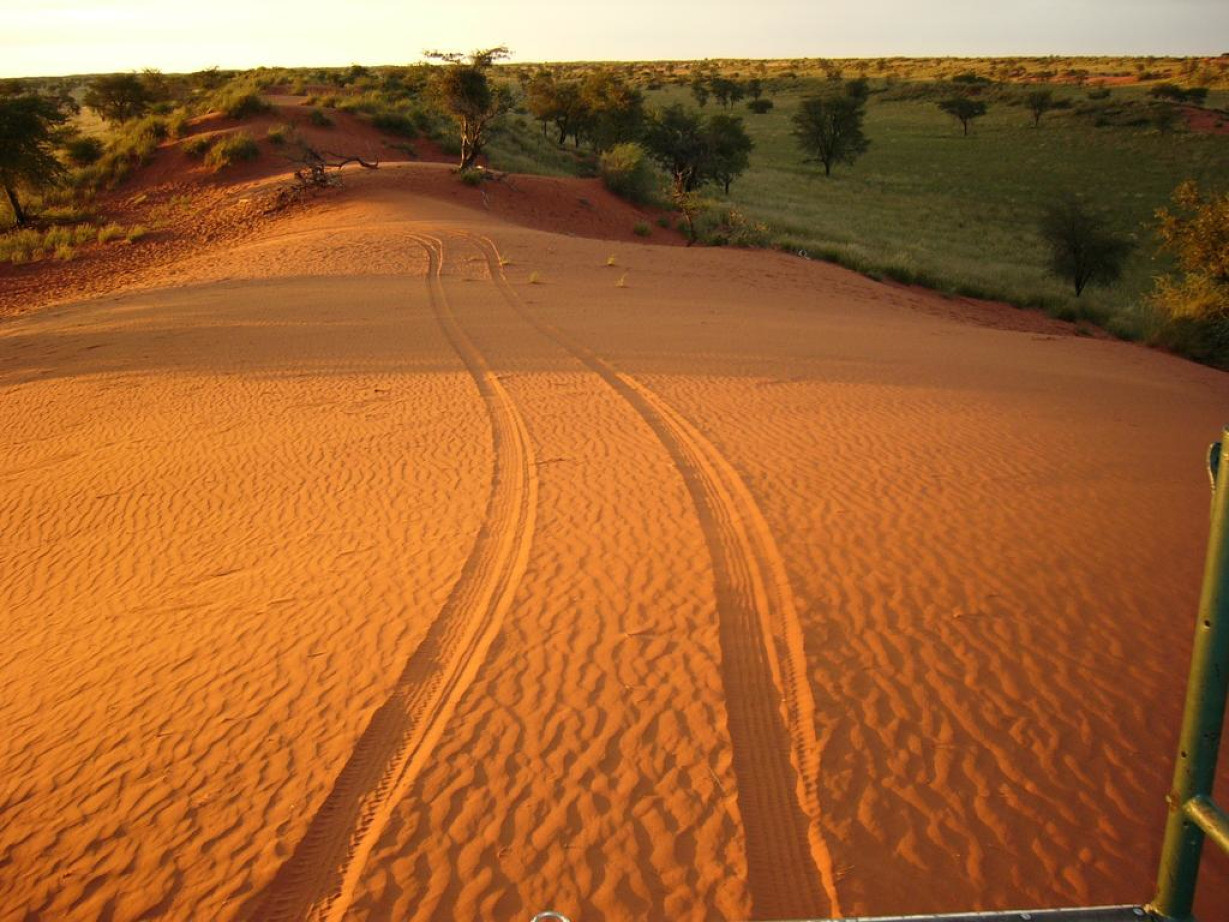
791,85 -> 870,177
1151,180 -> 1229,320
0,94 -> 68,226
643,104 -> 753,197
427,46 -> 512,170
84,73 -> 151,124
938,95 -> 988,135
1038,195 -> 1131,297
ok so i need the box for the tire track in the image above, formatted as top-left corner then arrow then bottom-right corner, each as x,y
460,232 -> 841,919
244,234 -> 537,922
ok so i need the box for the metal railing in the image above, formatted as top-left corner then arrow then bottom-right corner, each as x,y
1149,431 -> 1229,921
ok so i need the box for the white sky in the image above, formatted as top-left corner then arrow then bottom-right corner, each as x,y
3,0 -> 1226,78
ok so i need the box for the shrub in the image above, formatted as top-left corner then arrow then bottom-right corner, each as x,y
126,225 -> 149,243
183,135 -> 212,157
458,168 -> 485,187
266,123 -> 289,145
53,243 -> 74,261
1150,181 -> 1229,322
747,98 -> 774,114
64,136 -> 104,166
166,112 -> 190,138
370,111 -> 418,137
204,132 -> 260,170
694,203 -> 770,247
212,89 -> 269,120
599,142 -> 655,204
127,115 -> 168,142
307,108 -> 333,128
633,221 -> 651,237
656,215 -> 671,228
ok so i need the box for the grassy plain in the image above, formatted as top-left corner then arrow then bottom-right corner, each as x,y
489,79 -> 1228,338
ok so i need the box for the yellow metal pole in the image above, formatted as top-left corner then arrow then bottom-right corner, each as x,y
1151,434 -> 1229,921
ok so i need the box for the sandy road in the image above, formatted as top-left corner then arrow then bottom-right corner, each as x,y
2,174 -> 1228,920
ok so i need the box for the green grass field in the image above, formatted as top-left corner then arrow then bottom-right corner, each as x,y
648,82 -> 1228,335
489,78 -> 1227,340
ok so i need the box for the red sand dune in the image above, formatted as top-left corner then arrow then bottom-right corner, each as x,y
1,161 -> 1228,922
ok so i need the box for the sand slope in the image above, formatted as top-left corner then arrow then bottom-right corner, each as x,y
1,167 -> 1227,921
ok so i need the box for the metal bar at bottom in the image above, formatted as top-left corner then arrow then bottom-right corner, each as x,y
1150,431 -> 1229,922
788,905 -> 1154,922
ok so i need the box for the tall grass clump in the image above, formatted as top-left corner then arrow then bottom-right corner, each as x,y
204,132 -> 260,171
211,88 -> 270,120
75,116 -> 167,189
370,111 -> 418,137
599,142 -> 657,204
183,135 -> 212,158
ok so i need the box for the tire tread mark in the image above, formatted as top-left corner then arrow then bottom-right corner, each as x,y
464,232 -> 840,919
243,234 -> 537,922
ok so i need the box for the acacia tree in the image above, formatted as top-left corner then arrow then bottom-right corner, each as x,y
579,72 -> 645,152
938,95 -> 988,135
644,104 -> 709,194
643,105 -> 753,196
707,114 -> 753,194
690,76 -> 710,108
427,46 -> 512,170
0,94 -> 68,226
1039,195 -> 1132,297
791,85 -> 870,177
526,73 -> 585,145
1025,88 -> 1055,128
84,73 -> 150,124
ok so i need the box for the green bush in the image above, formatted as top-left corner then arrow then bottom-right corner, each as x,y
458,168 -> 485,187
64,137 -> 104,166
76,117 -> 164,189
694,203 -> 770,247
1154,315 -> 1229,368
633,221 -> 651,237
212,89 -> 269,120
599,142 -> 655,204
370,111 -> 418,137
204,132 -> 260,170
307,108 -> 333,128
747,98 -> 774,114
183,135 -> 212,157
266,123 -> 290,145
166,112 -> 190,138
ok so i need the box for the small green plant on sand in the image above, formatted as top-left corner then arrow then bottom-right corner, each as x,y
633,221 -> 651,237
